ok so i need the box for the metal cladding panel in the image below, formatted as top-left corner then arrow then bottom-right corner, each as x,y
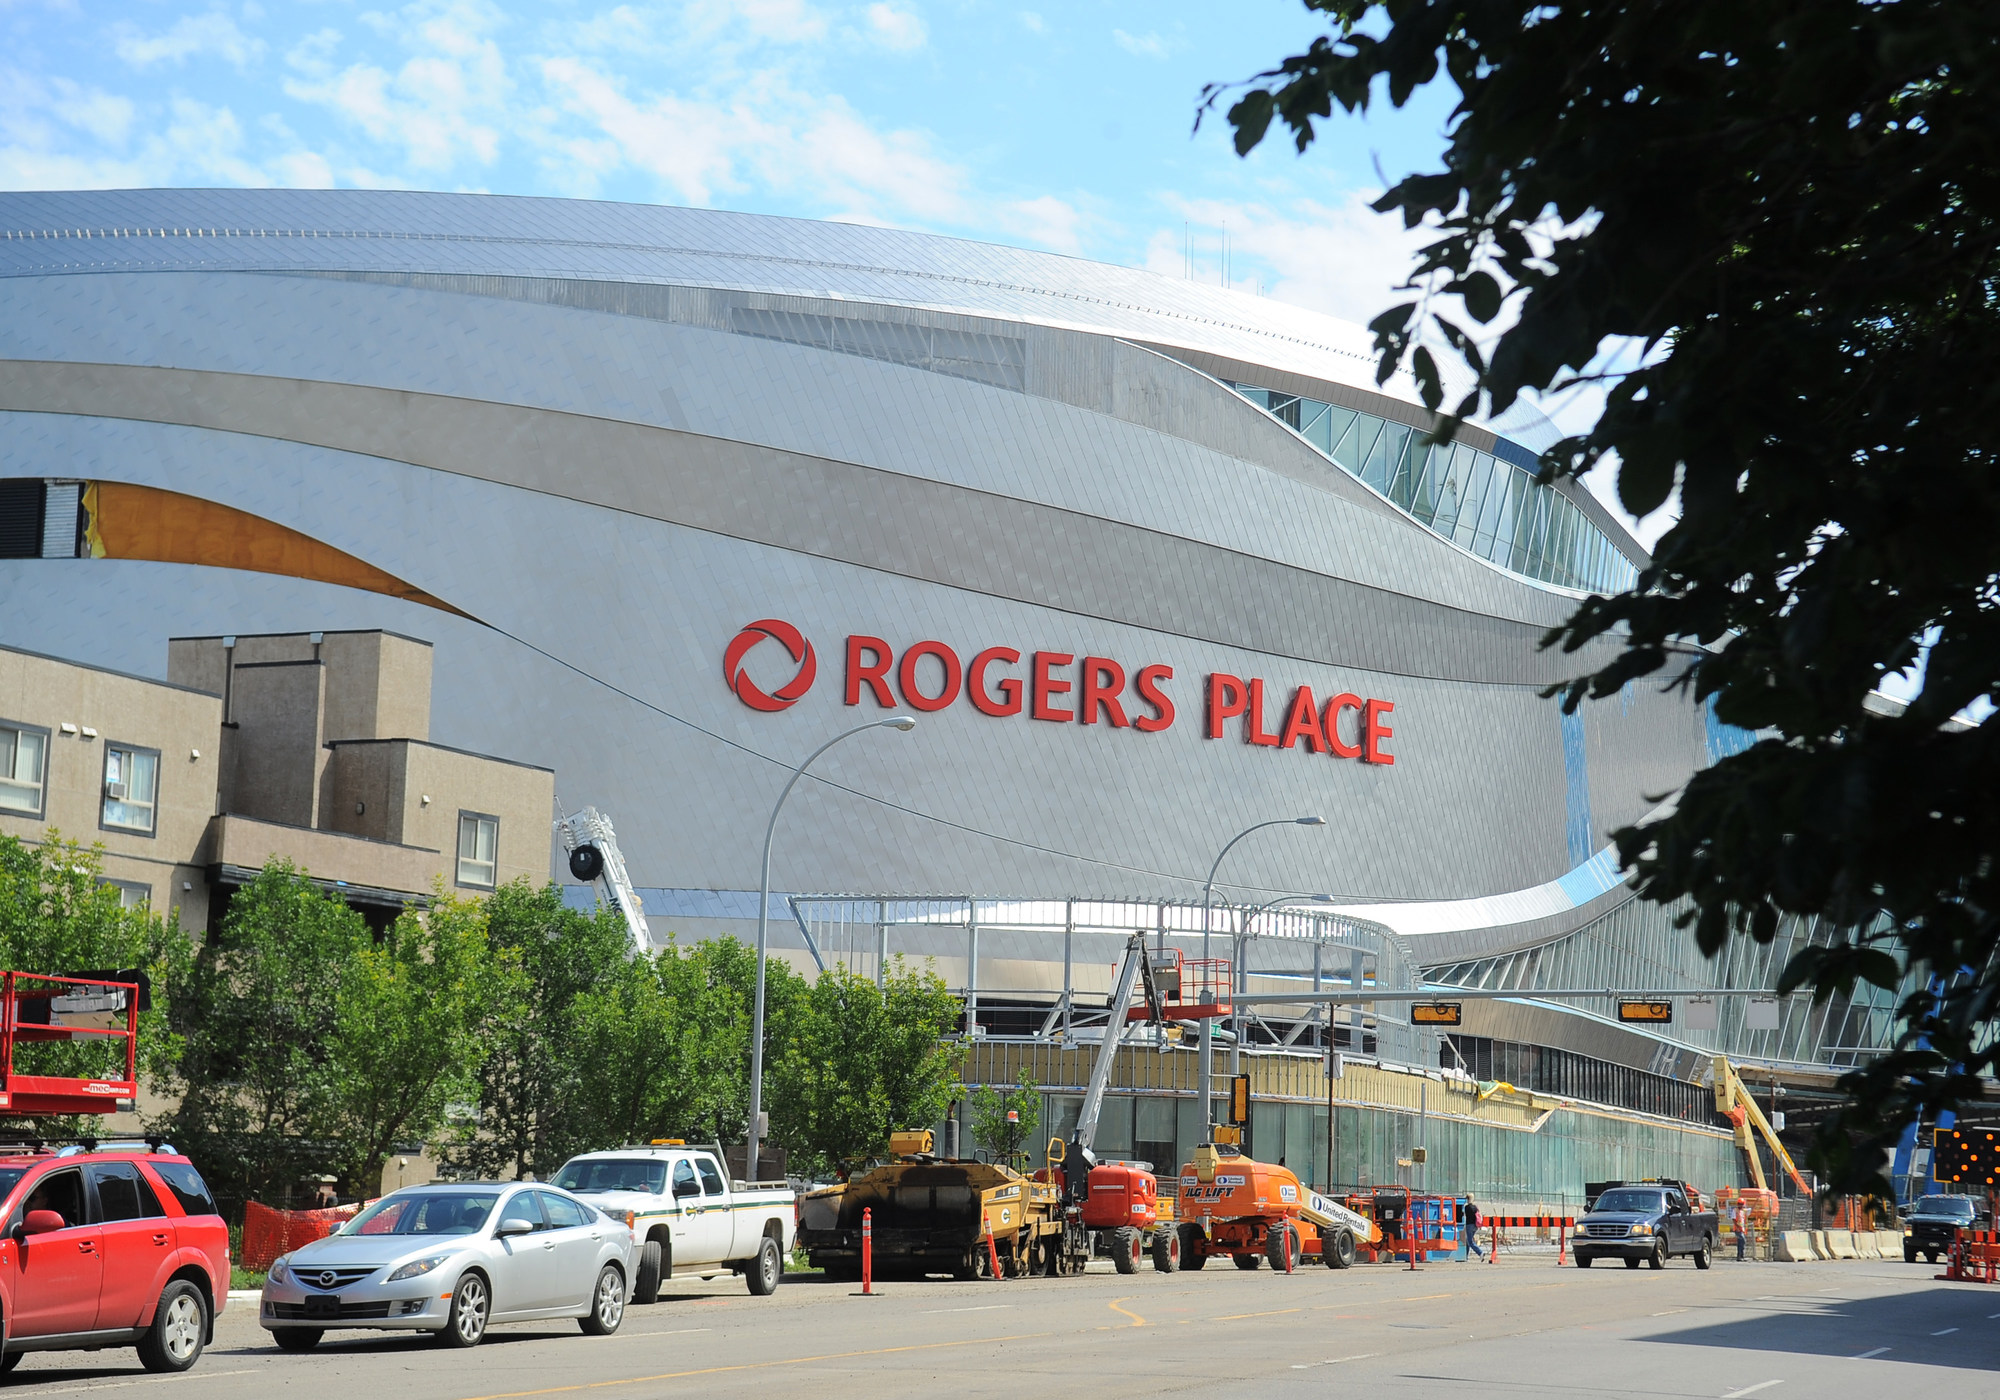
0,189 -> 1706,913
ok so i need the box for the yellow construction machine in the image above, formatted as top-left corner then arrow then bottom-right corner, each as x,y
1712,1055 -> 1811,1196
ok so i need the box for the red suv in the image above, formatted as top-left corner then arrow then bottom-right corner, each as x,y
0,1144 -> 228,1376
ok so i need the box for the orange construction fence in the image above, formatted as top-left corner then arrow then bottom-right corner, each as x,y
240,1199 -> 363,1271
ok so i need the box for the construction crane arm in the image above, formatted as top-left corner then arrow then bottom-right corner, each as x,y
1073,933 -> 1154,1157
1712,1055 -> 1811,1198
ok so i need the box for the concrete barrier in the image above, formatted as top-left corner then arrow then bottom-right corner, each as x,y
1776,1231 -> 1813,1262
1879,1229 -> 1907,1259
1809,1231 -> 1831,1259
1852,1232 -> 1879,1260
1828,1230 -> 1857,1259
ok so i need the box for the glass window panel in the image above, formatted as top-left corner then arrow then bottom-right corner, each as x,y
1300,400 -> 1333,454
1363,423 -> 1407,492
1334,413 -> 1379,477
1458,453 -> 1499,550
457,813 -> 498,888
1322,406 -> 1361,466
1388,431 -> 1422,508
1233,384 -> 1270,410
102,745 -> 158,832
1271,394 -> 1302,429
0,725 -> 45,813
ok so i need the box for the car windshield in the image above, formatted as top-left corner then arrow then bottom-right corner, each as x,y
0,1166 -> 25,1205
1916,1196 -> 1975,1216
553,1159 -> 668,1194
340,1190 -> 500,1236
1595,1189 -> 1668,1213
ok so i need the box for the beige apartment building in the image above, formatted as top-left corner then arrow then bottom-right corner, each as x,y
0,629 -> 554,931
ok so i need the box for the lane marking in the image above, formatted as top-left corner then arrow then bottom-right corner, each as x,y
1107,1298 -> 1146,1328
1932,1327 -> 1959,1335
1290,1353 -> 1381,1370
1853,1347 -> 1891,1359
22,1371 -> 258,1397
1651,1308 -> 1688,1317
606,1328 -> 711,1340
1722,1383 -> 1784,1399
452,1332 -> 1057,1400
921,1305 -> 1012,1315
1212,1307 -> 1303,1322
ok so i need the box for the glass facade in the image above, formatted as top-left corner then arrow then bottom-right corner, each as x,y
1230,383 -> 1640,595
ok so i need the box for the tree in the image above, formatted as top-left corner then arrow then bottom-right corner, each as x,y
0,834 -> 185,1133
1214,1 -> 2000,1193
322,891 -> 526,1197
440,881 -> 632,1182
154,862 -> 367,1214
766,960 -> 963,1176
563,939 -> 752,1150
970,1074 -> 1040,1163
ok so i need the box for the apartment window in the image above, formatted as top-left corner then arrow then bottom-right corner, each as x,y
0,720 -> 49,818
101,744 -> 159,836
456,811 -> 498,889
98,879 -> 151,910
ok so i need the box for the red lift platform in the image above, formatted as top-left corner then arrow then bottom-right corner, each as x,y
1121,951 -> 1232,1023
0,970 -> 142,1116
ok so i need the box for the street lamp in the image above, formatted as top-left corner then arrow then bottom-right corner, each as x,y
1230,893 -> 1336,1079
746,715 -> 917,1180
1198,817 -> 1326,1130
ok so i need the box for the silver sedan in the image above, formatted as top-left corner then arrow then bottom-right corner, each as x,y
259,1182 -> 637,1350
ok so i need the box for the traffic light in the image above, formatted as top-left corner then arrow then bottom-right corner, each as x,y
1936,1127 -> 2000,1188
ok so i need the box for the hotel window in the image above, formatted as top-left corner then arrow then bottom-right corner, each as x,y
0,721 -> 49,817
101,743 -> 159,835
456,812 -> 499,889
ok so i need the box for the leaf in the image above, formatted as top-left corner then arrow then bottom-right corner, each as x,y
1455,270 -> 1503,324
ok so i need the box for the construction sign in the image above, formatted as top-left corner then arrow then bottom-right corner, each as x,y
1618,1000 -> 1674,1024
1936,1127 -> 2000,1189
1411,1003 -> 1462,1026
1230,1074 -> 1251,1126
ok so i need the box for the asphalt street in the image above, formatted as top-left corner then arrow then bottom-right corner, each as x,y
5,1255 -> 1995,1400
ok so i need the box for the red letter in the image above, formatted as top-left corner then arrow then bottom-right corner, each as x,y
1323,693 -> 1363,759
968,647 -> 1023,716
1278,685 -> 1326,752
1132,664 -> 1175,732
896,640 -> 962,713
1244,679 -> 1280,747
1079,657 -> 1129,727
1206,674 -> 1248,738
846,635 -> 894,707
1031,651 -> 1074,722
1362,699 -> 1396,765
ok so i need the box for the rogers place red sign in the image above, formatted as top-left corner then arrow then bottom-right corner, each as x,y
726,624 -> 1394,765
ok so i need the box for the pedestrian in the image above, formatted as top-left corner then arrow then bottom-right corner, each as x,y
1732,1201 -> 1748,1261
1466,1199 -> 1484,1258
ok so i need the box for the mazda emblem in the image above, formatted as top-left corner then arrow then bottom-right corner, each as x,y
317,1270 -> 339,1288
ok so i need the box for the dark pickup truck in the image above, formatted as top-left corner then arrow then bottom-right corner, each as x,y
1574,1184 -> 1719,1270
1903,1194 -> 1985,1264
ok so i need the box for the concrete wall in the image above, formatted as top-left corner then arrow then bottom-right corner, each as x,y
321,738 -> 553,891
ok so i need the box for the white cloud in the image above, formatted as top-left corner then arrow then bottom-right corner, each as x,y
114,12 -> 266,69
683,0 -> 830,45
1019,12 -> 1044,35
1113,29 -> 1175,61
864,4 -> 926,51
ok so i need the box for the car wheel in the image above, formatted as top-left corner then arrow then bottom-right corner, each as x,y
1648,1242 -> 1667,1270
580,1265 -> 626,1336
1624,1257 -> 1642,1269
746,1236 -> 782,1297
1110,1227 -> 1141,1274
437,1274 -> 490,1348
136,1280 -> 207,1373
1904,1243 -> 1918,1263
633,1240 -> 663,1304
1178,1224 -> 1207,1271
1694,1238 -> 1712,1270
1926,1250 -> 1939,1265
1265,1224 -> 1300,1273
1576,1256 -> 1593,1268
270,1328 -> 323,1353
1325,1228 -> 1355,1269
2,1351 -> 23,1373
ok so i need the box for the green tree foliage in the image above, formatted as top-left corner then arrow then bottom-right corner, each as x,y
1214,2 -> 2000,1192
767,960 -> 963,1176
0,834 -> 186,1132
155,862 -> 365,1211
323,891 -> 526,1198
970,1074 -> 1040,1163
441,881 -> 632,1182
564,940 -> 753,1149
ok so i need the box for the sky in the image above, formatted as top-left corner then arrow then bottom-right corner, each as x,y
0,0 -> 1662,541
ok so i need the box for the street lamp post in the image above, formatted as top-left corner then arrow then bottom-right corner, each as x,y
745,716 -> 916,1180
1229,893 -> 1335,1080
1198,817 -> 1326,1131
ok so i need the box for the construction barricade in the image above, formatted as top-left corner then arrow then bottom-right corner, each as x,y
1481,1212 -> 1576,1266
1940,1228 -> 2000,1285
240,1199 -> 362,1271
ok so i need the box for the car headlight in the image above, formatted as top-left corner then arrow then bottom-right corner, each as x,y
388,1254 -> 452,1282
1629,1223 -> 1653,1236
268,1257 -> 291,1285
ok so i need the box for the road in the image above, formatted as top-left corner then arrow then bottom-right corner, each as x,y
6,1255 -> 1996,1399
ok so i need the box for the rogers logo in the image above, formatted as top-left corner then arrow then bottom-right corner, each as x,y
724,619 -> 818,712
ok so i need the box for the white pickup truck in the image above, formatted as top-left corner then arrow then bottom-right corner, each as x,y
550,1144 -> 796,1299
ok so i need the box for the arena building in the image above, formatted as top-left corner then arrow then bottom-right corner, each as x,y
0,189 -> 1900,1202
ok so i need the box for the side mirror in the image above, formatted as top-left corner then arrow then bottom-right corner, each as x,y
673,1179 -> 700,1199
496,1218 -> 535,1237
22,1210 -> 66,1236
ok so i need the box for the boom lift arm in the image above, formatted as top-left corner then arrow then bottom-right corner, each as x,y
1073,933 -> 1166,1156
1712,1055 -> 1812,1197
555,805 -> 650,954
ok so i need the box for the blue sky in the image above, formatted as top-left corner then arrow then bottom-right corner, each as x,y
2,1 -> 1462,324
